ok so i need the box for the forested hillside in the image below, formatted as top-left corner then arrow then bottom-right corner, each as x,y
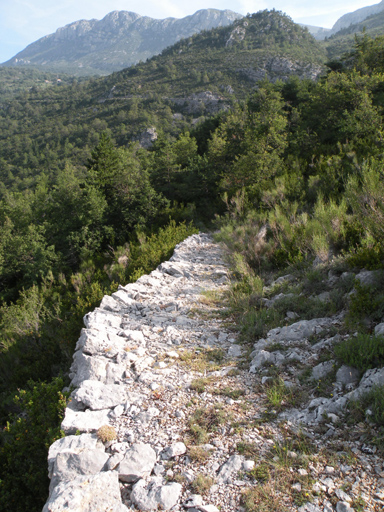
0,11 -> 384,511
0,11 -> 325,195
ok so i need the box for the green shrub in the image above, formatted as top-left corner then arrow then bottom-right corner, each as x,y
346,278 -> 384,330
126,220 -> 197,281
0,378 -> 68,512
334,333 -> 384,372
348,384 -> 384,427
346,245 -> 384,270
191,473 -> 214,494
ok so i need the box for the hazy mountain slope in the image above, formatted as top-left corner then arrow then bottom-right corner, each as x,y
1,9 -> 242,76
331,0 -> 384,33
323,9 -> 384,60
301,24 -> 331,40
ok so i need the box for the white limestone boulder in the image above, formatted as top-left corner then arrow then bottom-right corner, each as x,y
42,471 -> 128,512
73,380 -> 129,410
118,443 -> 157,483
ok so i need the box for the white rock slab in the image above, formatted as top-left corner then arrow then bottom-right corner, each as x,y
73,380 -> 129,410
61,408 -> 111,434
43,471 -> 128,512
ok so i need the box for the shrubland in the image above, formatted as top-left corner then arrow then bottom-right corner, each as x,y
0,25 -> 384,512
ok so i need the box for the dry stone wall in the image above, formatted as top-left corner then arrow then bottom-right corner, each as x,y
44,233 -> 240,512
43,234 -> 384,511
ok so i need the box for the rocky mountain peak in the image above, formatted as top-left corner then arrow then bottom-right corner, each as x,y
2,9 -> 243,76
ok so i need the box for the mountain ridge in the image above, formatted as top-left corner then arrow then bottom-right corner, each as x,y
2,9 -> 243,76
331,0 -> 384,33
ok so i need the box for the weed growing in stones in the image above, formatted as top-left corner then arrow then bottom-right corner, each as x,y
188,446 -> 210,462
190,377 -> 211,393
213,386 -> 245,399
351,494 -> 367,511
242,483 -> 287,512
313,370 -> 337,398
348,384 -> 384,428
200,289 -> 226,306
266,377 -> 291,409
249,462 -> 270,482
236,441 -> 259,459
191,473 -> 214,495
187,405 -> 228,444
97,425 -> 117,443
346,276 -> 384,331
178,348 -> 226,372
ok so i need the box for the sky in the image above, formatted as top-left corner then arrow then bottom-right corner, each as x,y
0,0 -> 376,63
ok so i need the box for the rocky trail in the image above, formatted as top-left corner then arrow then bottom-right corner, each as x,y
44,234 -> 384,512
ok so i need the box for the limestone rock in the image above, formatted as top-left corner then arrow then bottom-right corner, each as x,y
61,407 -> 111,434
336,365 -> 360,387
43,471 -> 128,512
50,448 -> 110,492
267,318 -> 332,344
162,441 -> 187,459
312,360 -> 335,380
73,380 -> 128,410
349,367 -> 384,399
336,502 -> 354,512
374,322 -> 384,336
118,443 -> 157,482
355,270 -> 380,287
130,477 -> 182,511
217,454 -> 244,483
48,434 -> 103,478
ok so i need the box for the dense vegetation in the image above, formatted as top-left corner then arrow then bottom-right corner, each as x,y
0,11 -> 326,195
0,11 -> 384,510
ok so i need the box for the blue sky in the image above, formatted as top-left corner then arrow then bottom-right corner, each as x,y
0,0 -> 375,63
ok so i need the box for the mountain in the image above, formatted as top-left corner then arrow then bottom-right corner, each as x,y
301,24 -> 331,40
1,9 -> 243,76
323,7 -> 384,60
331,0 -> 384,33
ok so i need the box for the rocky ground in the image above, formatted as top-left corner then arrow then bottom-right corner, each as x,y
44,233 -> 384,512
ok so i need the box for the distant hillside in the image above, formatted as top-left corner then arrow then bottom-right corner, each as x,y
331,0 -> 384,33
301,24 -> 331,40
323,9 -> 384,60
0,68 -> 84,101
1,9 -> 242,76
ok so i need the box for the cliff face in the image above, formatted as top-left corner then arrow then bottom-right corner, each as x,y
3,9 -> 242,75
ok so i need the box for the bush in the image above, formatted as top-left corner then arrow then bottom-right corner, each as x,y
347,278 -> 384,330
348,384 -> 384,428
126,220 -> 198,281
0,378 -> 68,512
334,333 -> 384,372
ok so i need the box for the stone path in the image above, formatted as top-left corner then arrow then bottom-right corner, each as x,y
43,234 -> 384,512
